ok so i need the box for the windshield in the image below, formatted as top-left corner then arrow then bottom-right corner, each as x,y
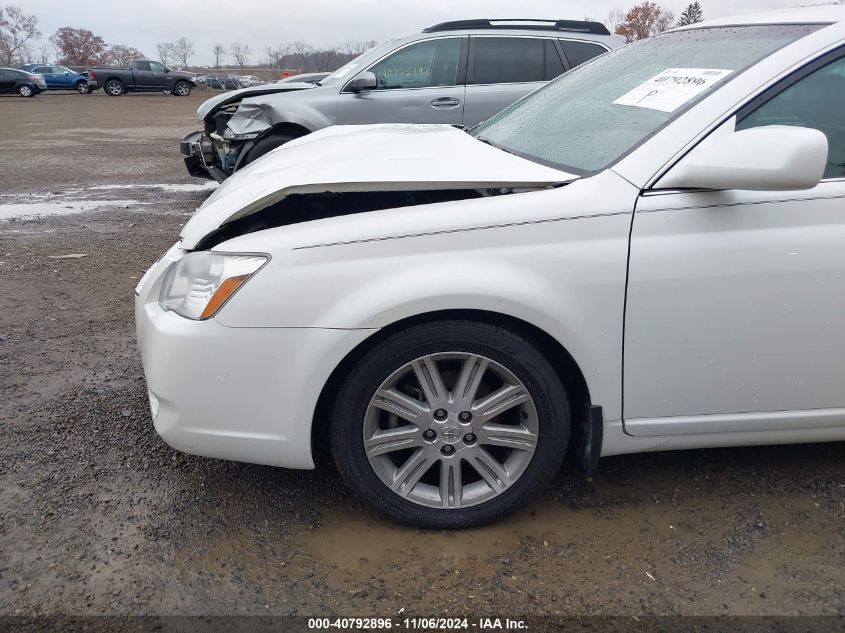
322,38 -> 401,84
472,25 -> 822,174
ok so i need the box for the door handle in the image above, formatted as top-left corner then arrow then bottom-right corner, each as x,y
431,97 -> 460,108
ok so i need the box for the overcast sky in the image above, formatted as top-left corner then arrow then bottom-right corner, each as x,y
22,0 -> 826,65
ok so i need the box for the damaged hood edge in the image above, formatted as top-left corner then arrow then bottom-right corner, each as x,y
179,124 -> 579,250
197,82 -> 317,121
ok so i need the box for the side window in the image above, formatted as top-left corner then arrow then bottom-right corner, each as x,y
33,66 -> 51,73
559,40 -> 607,68
149,62 -> 167,73
737,56 -> 845,179
471,37 -> 548,84
134,61 -> 151,72
544,40 -> 565,80
368,38 -> 461,90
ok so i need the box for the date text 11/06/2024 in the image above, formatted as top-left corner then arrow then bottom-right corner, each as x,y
307,617 -> 528,630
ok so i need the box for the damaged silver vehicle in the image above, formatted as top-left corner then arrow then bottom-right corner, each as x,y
180,18 -> 621,181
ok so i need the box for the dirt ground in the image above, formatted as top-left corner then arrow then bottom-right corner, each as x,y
0,91 -> 844,621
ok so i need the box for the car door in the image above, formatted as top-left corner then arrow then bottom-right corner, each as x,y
148,62 -> 174,90
133,61 -> 169,90
53,66 -> 75,88
31,65 -> 59,88
624,50 -> 845,436
462,36 -> 565,127
335,37 -> 467,126
0,70 -> 14,93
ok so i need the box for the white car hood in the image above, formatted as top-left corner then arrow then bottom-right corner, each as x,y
196,82 -> 316,120
180,124 -> 578,250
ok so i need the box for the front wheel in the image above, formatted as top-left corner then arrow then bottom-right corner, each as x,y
75,80 -> 90,94
330,321 -> 570,529
238,133 -> 297,169
104,79 -> 124,96
18,84 -> 34,97
173,81 -> 192,96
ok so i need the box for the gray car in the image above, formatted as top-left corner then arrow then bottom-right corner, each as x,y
180,18 -> 622,180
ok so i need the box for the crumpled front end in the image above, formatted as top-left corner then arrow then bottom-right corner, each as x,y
180,83 -> 317,181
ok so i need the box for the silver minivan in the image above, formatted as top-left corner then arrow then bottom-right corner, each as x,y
180,19 -> 622,180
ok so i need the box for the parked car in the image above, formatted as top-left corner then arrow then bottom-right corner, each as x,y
275,72 -> 329,84
206,73 -> 240,90
239,75 -> 262,87
86,60 -> 196,96
0,68 -> 46,96
20,63 -> 91,93
180,19 -> 621,180
138,6 -> 845,528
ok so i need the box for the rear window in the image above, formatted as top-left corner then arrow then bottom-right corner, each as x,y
560,40 -> 608,67
471,37 -> 564,84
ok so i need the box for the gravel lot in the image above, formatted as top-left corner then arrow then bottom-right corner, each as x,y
1,91 -> 844,619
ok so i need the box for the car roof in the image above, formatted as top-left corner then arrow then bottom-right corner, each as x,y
674,5 -> 845,30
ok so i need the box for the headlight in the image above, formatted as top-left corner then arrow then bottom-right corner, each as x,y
158,251 -> 268,320
222,128 -> 259,140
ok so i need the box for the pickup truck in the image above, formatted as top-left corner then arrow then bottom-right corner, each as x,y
86,60 -> 197,96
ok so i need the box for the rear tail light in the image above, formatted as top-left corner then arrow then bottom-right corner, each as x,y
29,75 -> 39,81
88,71 -> 96,80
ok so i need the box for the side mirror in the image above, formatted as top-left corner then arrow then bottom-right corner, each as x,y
347,71 -> 376,93
64,71 -> 70,75
657,122 -> 828,191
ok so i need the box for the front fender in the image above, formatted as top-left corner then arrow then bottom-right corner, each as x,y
214,206 -> 632,421
227,98 -> 333,136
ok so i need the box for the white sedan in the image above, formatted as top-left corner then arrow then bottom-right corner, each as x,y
136,7 -> 845,528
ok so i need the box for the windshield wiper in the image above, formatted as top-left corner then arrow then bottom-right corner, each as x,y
475,136 -> 517,156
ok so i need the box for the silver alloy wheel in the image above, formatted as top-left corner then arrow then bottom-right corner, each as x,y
174,82 -> 190,96
363,352 -> 539,509
106,81 -> 122,95
77,82 -> 89,94
19,85 -> 32,97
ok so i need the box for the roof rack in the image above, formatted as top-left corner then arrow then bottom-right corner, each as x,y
423,19 -> 611,36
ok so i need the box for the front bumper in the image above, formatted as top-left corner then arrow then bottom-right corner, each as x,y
180,131 -> 221,181
134,250 -> 374,469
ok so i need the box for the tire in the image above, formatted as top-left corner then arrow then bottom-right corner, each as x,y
17,84 -> 34,97
239,133 -> 296,168
104,79 -> 124,96
173,81 -> 192,96
330,320 -> 570,529
75,80 -> 90,94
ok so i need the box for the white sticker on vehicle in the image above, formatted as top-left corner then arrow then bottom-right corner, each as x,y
612,68 -> 733,112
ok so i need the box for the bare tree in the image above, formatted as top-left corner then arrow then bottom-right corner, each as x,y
230,42 -> 250,69
313,48 -> 338,72
156,41 -> 172,65
170,36 -> 193,68
263,44 -> 288,70
654,8 -> 675,33
289,40 -> 313,69
36,40 -> 50,63
0,5 -> 41,65
606,8 -> 627,34
156,42 -> 173,66
212,43 -> 224,68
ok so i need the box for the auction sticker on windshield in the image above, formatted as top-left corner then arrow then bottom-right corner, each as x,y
613,68 -> 733,112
